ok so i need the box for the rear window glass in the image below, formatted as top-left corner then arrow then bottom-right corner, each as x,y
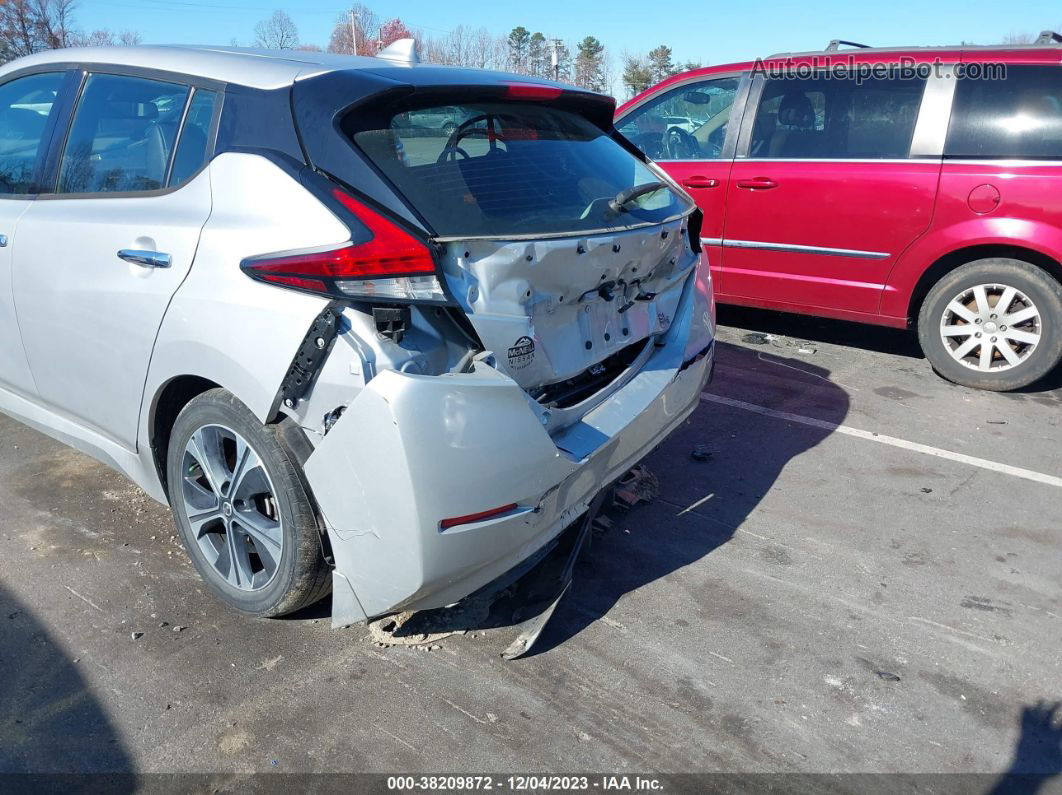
945,66 -> 1062,159
349,101 -> 691,238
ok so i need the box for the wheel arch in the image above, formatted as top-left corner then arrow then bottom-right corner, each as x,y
148,375 -> 224,499
907,244 -> 1062,323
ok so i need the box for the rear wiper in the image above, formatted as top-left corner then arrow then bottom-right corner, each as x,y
607,181 -> 667,215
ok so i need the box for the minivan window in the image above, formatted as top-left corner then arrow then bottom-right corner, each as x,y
59,73 -> 190,194
749,75 -> 926,159
0,72 -> 63,195
617,76 -> 740,161
169,88 -> 217,186
945,65 -> 1062,159
350,101 -> 692,238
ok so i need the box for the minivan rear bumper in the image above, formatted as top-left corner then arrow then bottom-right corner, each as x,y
303,265 -> 714,625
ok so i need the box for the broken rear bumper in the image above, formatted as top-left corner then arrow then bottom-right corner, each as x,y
304,267 -> 715,626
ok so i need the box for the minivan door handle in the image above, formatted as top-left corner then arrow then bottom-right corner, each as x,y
682,176 -> 720,189
736,177 -> 779,190
118,249 -> 172,269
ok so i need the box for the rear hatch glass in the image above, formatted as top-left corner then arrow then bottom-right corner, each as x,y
348,100 -> 692,238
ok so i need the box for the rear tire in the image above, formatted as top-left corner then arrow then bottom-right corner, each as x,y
166,389 -> 331,617
917,258 -> 1062,391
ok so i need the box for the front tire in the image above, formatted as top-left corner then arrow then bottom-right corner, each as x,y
166,389 -> 330,616
918,258 -> 1062,391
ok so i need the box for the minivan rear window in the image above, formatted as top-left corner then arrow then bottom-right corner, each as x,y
946,65 -> 1062,160
349,101 -> 691,238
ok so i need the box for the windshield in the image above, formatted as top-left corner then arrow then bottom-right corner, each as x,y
350,101 -> 691,238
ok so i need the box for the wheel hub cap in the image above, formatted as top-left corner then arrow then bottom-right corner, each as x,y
939,283 -> 1042,373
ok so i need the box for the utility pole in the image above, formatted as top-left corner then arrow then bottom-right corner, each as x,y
350,10 -> 358,55
551,38 -> 562,81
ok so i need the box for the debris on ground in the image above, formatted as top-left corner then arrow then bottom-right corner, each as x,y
613,465 -> 659,510
368,596 -> 493,647
742,332 -> 771,345
130,631 -> 143,641
172,625 -> 187,632
921,488 -> 933,494
690,446 -> 714,462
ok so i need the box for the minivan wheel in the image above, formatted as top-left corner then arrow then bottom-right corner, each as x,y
918,258 -> 1062,391
166,389 -> 330,616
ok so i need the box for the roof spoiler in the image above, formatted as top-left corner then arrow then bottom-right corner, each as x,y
377,38 -> 419,65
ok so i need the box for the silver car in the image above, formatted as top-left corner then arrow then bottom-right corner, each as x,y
0,44 -> 716,625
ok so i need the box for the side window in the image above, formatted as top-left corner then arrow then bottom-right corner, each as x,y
58,73 -> 190,194
749,75 -> 926,159
946,66 -> 1062,159
169,88 -> 217,186
616,76 -> 741,161
0,72 -> 64,195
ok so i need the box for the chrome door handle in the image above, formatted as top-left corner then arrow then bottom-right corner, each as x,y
118,249 -> 171,268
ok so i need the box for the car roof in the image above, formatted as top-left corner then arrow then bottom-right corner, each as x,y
0,44 -> 519,91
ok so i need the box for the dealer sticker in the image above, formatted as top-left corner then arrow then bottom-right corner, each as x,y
507,336 -> 535,370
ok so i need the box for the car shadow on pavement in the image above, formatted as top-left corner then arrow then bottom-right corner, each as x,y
519,340 -> 850,657
991,701 -> 1062,794
0,584 -> 132,774
718,305 -> 924,358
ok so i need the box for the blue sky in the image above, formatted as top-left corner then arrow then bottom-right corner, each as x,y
82,0 -> 1060,74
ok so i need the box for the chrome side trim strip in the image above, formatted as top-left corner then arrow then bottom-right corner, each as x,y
701,238 -> 889,260
942,158 -> 1062,167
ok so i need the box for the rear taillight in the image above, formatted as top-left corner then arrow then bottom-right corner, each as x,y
240,188 -> 447,302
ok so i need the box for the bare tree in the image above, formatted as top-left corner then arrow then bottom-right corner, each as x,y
327,4 -> 380,55
1,0 -> 79,60
254,10 -> 298,50
71,28 -> 142,47
421,26 -> 507,70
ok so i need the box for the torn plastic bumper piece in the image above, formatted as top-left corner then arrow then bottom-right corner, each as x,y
302,266 -> 715,627
500,488 -> 610,660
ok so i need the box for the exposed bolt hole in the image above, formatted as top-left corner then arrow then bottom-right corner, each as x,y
612,244 -> 621,253
585,341 -> 592,350
622,328 -> 629,336
604,333 -> 611,341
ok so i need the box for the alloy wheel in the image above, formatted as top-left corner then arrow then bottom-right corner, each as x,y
939,283 -> 1042,373
180,424 -> 283,591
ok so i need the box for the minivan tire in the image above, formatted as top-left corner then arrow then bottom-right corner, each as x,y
166,389 -> 331,617
918,258 -> 1062,391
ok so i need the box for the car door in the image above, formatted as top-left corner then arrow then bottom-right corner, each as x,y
0,70 -> 72,398
13,71 -> 219,449
720,70 -> 942,316
616,72 -> 748,294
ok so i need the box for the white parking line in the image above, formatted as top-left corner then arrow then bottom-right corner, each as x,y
700,392 -> 1062,490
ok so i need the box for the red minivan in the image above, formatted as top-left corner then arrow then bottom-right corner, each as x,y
617,35 -> 1062,391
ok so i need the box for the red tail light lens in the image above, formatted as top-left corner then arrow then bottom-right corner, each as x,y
504,83 -> 564,100
241,189 -> 446,302
439,503 -> 519,531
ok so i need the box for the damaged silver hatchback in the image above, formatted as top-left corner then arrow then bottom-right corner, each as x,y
0,43 -> 716,627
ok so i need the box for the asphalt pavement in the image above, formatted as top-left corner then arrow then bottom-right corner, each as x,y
1,306 -> 1059,780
